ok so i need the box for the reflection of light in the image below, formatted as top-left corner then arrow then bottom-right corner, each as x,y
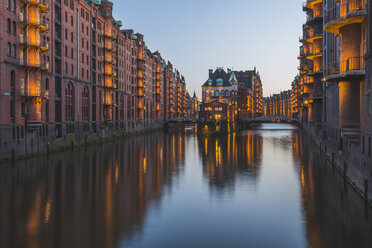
160,148 -> 163,163
143,157 -> 147,174
301,168 -> 305,189
215,140 -> 222,167
44,196 -> 51,224
205,138 -> 208,156
115,162 -> 119,184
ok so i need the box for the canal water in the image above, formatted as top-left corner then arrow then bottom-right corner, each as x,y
0,123 -> 371,248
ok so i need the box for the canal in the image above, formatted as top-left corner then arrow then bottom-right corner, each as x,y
0,123 -> 371,248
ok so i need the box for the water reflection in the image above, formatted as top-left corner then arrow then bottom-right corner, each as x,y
199,132 -> 263,191
0,131 -> 186,248
0,125 -> 371,248
292,131 -> 372,248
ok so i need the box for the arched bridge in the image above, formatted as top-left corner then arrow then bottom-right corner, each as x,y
245,115 -> 300,125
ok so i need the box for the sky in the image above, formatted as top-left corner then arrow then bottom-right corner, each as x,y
112,0 -> 305,98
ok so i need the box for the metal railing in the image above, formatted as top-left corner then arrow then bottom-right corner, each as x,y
306,8 -> 323,22
325,0 -> 366,24
326,57 -> 364,75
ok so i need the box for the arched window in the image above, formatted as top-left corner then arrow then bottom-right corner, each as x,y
82,87 -> 89,121
7,43 -> 11,56
12,44 -> 16,57
65,83 -> 74,122
215,90 -> 219,97
7,19 -> 11,33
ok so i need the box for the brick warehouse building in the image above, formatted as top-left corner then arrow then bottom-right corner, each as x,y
0,0 -> 189,158
200,68 -> 263,122
263,90 -> 292,117
295,0 -> 372,201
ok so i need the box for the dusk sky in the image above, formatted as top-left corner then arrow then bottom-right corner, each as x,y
112,0 -> 305,97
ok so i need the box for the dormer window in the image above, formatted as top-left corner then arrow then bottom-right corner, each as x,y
216,78 -> 223,86
208,79 -> 212,86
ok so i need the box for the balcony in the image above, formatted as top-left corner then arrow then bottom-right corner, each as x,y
305,0 -> 323,10
19,58 -> 49,71
20,14 -> 49,32
21,0 -> 49,13
324,0 -> 366,34
103,71 -> 117,77
103,33 -> 116,40
306,33 -> 323,43
306,8 -> 323,24
325,57 -> 365,81
104,46 -> 116,52
307,65 -> 323,76
104,57 -> 116,65
20,35 -> 49,51
306,48 -> 323,60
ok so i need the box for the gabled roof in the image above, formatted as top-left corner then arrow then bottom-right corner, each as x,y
202,68 -> 232,87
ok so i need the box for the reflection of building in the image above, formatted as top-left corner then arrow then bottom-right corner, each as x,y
0,130 -> 187,248
291,131 -> 372,248
199,132 -> 263,190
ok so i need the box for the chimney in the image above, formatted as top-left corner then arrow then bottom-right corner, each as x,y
227,68 -> 232,74
209,69 -> 213,77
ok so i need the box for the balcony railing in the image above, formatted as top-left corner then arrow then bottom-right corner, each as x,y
19,57 -> 49,70
325,0 -> 366,24
20,13 -> 49,31
326,57 -> 364,75
21,0 -> 49,12
20,34 -> 49,50
306,8 -> 323,22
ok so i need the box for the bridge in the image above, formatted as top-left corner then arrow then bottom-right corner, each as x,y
245,115 -> 300,125
165,116 -> 300,125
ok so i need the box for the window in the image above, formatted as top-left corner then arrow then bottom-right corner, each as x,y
65,63 -> 68,74
71,64 -> 73,75
71,16 -> 73,26
65,12 -> 68,23
45,78 -> 49,90
71,48 -> 73,59
65,45 -> 68,56
7,19 -> 11,33
12,44 -> 16,57
6,0 -> 10,10
12,21 -> 16,35
7,43 -> 11,56
71,32 -> 73,43
82,87 -> 89,121
12,0 -> 15,12
65,29 -> 68,40
65,84 -> 74,122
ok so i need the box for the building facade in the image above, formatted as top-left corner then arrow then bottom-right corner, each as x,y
200,67 -> 263,122
0,0 -> 189,159
295,0 -> 372,201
